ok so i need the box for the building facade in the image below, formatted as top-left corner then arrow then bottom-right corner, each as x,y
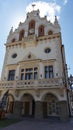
68,75 -> 73,116
0,9 -> 69,119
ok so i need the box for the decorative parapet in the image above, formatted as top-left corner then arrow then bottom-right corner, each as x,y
0,78 -> 63,90
5,34 -> 37,48
24,34 -> 36,42
37,33 -> 60,41
0,81 -> 16,89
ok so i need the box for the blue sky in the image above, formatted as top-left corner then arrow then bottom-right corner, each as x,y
0,0 -> 73,77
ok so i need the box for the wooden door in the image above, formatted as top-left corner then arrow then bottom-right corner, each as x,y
43,102 -> 47,118
24,102 -> 30,116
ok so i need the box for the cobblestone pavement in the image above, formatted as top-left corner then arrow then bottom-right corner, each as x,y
0,117 -> 73,130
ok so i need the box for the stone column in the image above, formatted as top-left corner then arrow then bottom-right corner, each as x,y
39,62 -> 44,79
35,101 -> 43,119
13,101 -> 23,118
59,101 -> 69,121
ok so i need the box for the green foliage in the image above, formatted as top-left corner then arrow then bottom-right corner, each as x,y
0,118 -> 20,128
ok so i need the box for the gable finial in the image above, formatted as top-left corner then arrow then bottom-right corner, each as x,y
54,16 -> 60,29
32,4 -> 36,10
9,26 -> 13,35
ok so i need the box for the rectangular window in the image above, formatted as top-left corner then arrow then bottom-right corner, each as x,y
30,73 -> 33,79
45,65 -> 53,79
21,67 -> 38,80
49,65 -> 53,78
21,73 -> 24,80
45,66 -> 49,78
25,73 -> 29,80
21,69 -> 24,80
8,70 -> 15,81
34,72 -> 38,79
25,73 -> 33,80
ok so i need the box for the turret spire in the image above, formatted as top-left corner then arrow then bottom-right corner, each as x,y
9,26 -> 13,35
54,16 -> 60,28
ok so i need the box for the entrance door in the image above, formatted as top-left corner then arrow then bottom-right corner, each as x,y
24,102 -> 30,116
43,102 -> 47,118
47,101 -> 60,116
9,101 -> 14,113
43,94 -> 59,117
21,94 -> 35,117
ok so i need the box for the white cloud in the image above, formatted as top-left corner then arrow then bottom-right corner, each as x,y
26,1 -> 61,23
63,0 -> 68,5
0,70 -> 1,80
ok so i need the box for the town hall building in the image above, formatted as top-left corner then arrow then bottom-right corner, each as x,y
0,9 -> 70,120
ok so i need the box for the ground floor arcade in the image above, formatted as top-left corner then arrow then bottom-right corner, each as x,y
4,91 -> 69,120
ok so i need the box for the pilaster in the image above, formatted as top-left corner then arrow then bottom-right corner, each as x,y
59,101 -> 69,120
13,101 -> 23,118
35,101 -> 43,119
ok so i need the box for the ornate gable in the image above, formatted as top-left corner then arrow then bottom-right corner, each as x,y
22,52 -> 38,61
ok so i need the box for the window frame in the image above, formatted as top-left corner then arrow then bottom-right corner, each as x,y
45,65 -> 53,79
20,67 -> 38,80
8,70 -> 15,81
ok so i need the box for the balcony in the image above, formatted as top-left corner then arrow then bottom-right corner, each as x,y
0,78 -> 63,90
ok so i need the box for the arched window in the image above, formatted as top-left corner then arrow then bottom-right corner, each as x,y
12,38 -> 16,43
48,30 -> 53,35
28,20 -> 35,35
29,20 -> 35,29
19,29 -> 24,41
38,25 -> 44,36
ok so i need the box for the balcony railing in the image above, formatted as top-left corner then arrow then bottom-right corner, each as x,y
0,78 -> 63,90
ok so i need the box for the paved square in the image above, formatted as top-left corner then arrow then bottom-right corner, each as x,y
1,118 -> 73,130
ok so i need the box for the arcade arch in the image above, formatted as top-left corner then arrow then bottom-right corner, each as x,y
21,93 -> 35,117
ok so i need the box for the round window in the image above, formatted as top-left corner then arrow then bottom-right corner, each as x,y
12,53 -> 17,58
45,48 -> 51,53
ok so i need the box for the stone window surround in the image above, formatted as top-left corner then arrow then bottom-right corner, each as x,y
20,67 -> 38,80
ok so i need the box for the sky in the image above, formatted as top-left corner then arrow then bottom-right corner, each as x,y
0,0 -> 73,78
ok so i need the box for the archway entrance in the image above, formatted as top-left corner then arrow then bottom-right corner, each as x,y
43,93 -> 60,117
21,94 -> 35,117
7,95 -> 14,113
